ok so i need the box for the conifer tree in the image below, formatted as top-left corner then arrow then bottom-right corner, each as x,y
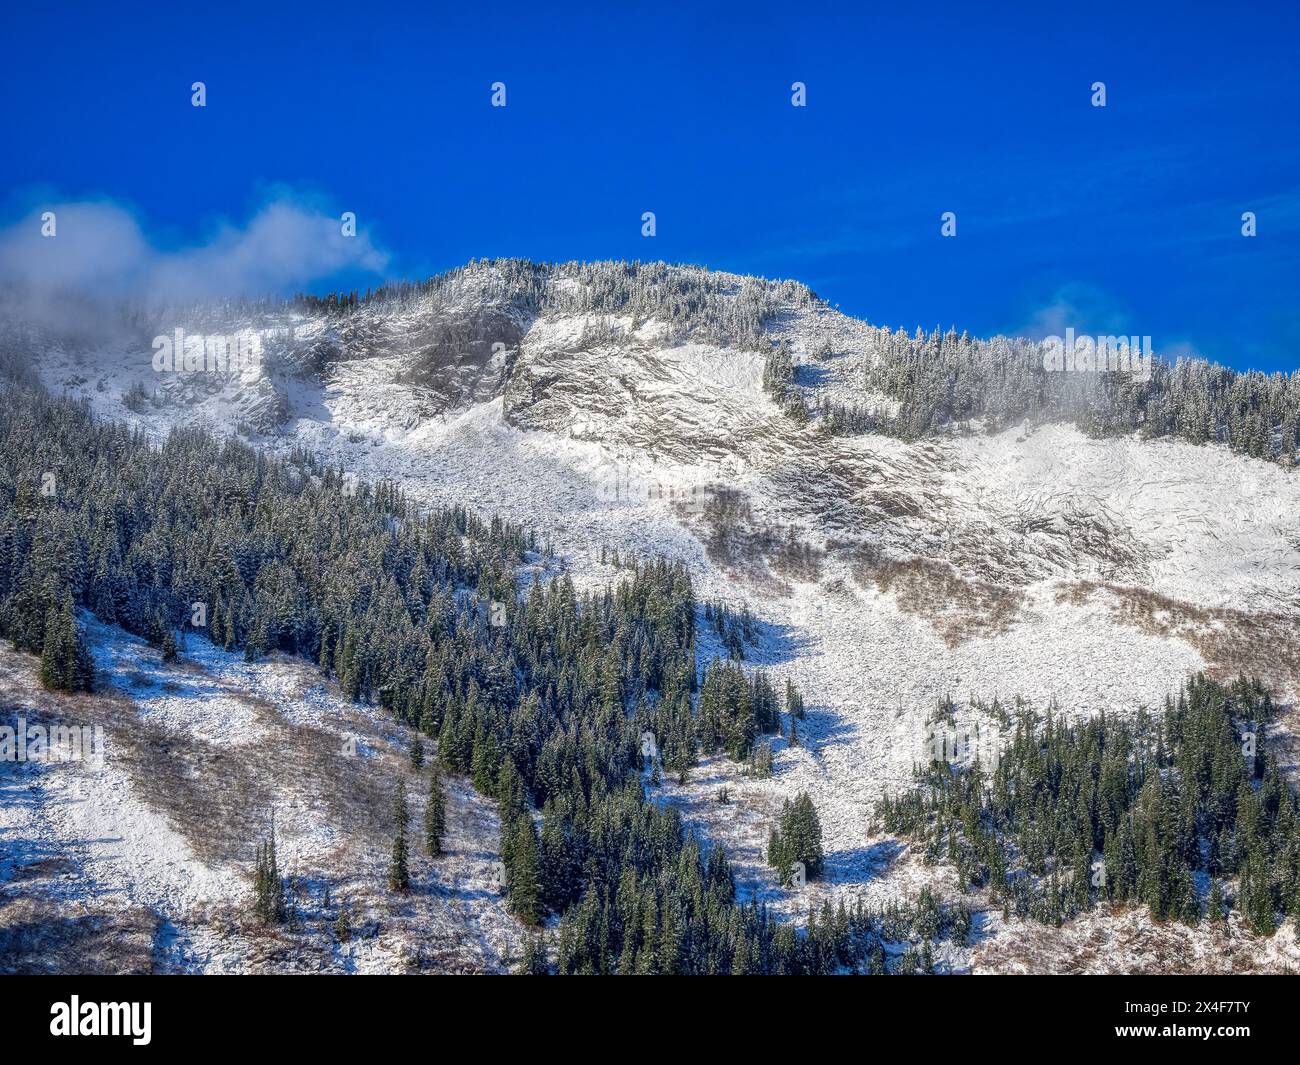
506,815 -> 544,925
767,825 -> 790,885
39,592 -> 93,692
425,763 -> 447,857
786,677 -> 805,720
1208,879 -> 1226,924
390,781 -> 411,892
253,829 -> 287,925
518,932 -> 549,974
787,792 -> 825,879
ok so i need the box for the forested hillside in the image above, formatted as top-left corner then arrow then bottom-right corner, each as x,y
768,322 -> 1300,463
855,327 -> 1300,461
0,352 -> 968,973
4,258 -> 1298,973
878,676 -> 1300,937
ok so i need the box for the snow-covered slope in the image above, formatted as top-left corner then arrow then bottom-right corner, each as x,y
0,622 -> 521,973
11,259 -> 1300,971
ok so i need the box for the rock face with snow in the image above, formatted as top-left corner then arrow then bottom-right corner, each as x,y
25,257 -> 1300,748
8,258 -> 1300,972
32,259 -> 1297,649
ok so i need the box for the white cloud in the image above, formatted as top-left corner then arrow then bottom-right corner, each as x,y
0,194 -> 389,305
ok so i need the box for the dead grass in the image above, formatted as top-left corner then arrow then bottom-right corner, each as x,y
0,896 -> 157,975
1,640 -> 524,974
1059,581 -> 1300,699
853,549 -> 1026,647
691,487 -> 808,595
115,665 -> 412,868
976,906 -> 1300,974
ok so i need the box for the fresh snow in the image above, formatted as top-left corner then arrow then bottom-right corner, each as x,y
13,272 -> 1300,971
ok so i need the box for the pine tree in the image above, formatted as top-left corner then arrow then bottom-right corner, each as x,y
425,763 -> 447,857
506,815 -> 544,925
769,793 -> 824,883
333,900 -> 352,942
38,592 -> 93,692
518,932 -> 549,974
1208,879 -> 1226,923
767,825 -> 790,884
789,792 -> 825,879
785,677 -> 805,719
253,829 -> 287,925
1242,850 -> 1276,935
389,781 -> 411,891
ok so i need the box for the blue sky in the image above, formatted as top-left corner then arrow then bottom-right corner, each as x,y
2,0 -> 1297,373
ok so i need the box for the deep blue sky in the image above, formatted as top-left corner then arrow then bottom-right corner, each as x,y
3,0 -> 1297,372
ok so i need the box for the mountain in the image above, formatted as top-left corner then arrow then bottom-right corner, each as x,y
4,259 -> 1300,973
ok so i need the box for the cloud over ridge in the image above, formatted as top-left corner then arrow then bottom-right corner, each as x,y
0,192 -> 389,306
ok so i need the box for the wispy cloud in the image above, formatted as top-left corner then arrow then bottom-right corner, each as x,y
0,191 -> 390,306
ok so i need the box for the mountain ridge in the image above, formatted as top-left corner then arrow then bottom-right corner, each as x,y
4,263 -> 1300,971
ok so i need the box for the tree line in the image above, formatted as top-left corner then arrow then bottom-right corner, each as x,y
853,326 -> 1299,465
877,675 -> 1299,936
0,366 -> 876,974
